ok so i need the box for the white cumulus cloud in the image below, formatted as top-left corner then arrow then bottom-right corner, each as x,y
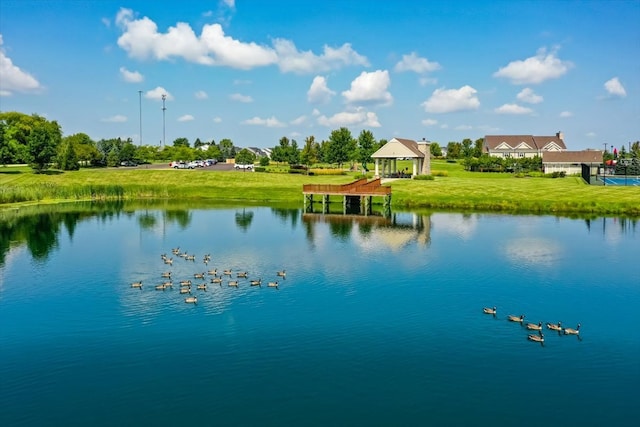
494,103 -> 533,115
119,66 -> 143,83
242,116 -> 286,127
178,114 -> 194,122
195,90 -> 208,99
493,47 -> 572,84
559,111 -> 573,118
517,87 -> 543,104
145,86 -> 173,101
230,93 -> 253,103
604,77 -> 626,97
101,114 -> 128,122
394,52 -> 441,73
317,108 -> 381,128
274,39 -> 369,74
291,115 -> 307,125
422,85 -> 480,113
422,119 -> 438,126
213,117 -> 222,123
342,70 -> 392,106
115,8 -> 367,74
307,76 -> 336,104
0,34 -> 42,96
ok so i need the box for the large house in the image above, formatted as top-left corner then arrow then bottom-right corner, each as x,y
484,132 -> 567,158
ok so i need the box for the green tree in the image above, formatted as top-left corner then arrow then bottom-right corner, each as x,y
56,136 -> 79,170
461,138 -> 474,158
474,138 -> 484,157
219,138 -> 235,160
288,140 -> 300,165
27,120 -> 61,172
430,142 -> 442,157
64,133 -> 99,166
204,144 -> 222,161
193,138 -> 204,148
356,130 -> 376,170
235,148 -> 256,166
326,127 -> 355,167
300,135 -> 319,169
446,141 -> 462,159
173,137 -> 190,148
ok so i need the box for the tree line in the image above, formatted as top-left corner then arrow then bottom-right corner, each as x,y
2,111 -> 639,174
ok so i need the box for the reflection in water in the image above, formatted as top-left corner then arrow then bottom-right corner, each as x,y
301,212 -> 432,250
0,203 -> 637,266
235,209 -> 254,232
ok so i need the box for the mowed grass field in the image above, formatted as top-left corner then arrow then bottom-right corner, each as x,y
0,161 -> 638,216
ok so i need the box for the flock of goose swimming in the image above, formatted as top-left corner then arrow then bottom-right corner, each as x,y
129,247 -> 286,304
483,306 -> 582,344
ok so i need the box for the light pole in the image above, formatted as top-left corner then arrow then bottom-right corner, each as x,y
602,143 -> 608,186
138,90 -> 143,146
161,94 -> 167,148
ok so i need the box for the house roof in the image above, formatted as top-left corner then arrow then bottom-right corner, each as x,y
371,137 -> 426,158
542,150 -> 603,163
484,134 -> 567,151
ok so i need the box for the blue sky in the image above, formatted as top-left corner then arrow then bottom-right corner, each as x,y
1,0 -> 638,151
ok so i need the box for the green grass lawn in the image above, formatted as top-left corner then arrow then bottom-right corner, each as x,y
1,161 -> 638,216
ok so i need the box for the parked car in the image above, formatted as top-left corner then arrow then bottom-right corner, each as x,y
120,160 -> 137,167
234,163 -> 254,171
171,161 -> 193,169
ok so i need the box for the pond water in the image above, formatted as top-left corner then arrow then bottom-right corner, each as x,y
1,204 -> 639,427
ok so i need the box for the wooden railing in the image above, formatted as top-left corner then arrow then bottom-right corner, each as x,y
303,178 -> 391,195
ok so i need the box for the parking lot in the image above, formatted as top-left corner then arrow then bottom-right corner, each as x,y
136,162 -> 237,171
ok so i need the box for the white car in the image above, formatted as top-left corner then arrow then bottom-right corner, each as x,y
234,163 -> 254,171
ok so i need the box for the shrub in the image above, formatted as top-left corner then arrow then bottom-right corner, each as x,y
413,174 -> 435,181
309,168 -> 346,175
259,157 -> 270,167
254,166 -> 266,172
431,170 -> 448,177
548,171 -> 566,178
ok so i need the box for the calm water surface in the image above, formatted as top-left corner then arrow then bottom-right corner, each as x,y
1,205 -> 638,427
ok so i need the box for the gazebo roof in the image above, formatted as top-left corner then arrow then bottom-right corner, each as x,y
371,138 -> 425,159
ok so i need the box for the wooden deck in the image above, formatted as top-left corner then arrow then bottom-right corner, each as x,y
302,178 -> 391,196
302,178 -> 392,216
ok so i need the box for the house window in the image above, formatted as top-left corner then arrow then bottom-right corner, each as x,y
503,152 -> 510,158
518,152 -> 525,158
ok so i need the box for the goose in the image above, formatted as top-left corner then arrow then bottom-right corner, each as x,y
483,306 -> 497,315
563,324 -> 581,335
185,255 -> 196,261
131,281 -> 143,289
223,269 -> 233,276
203,254 -> 211,262
276,270 -> 286,278
527,333 -> 544,343
193,272 -> 205,279
196,283 -> 207,291
179,280 -> 192,286
164,258 -> 173,265
526,321 -> 543,331
237,271 -> 248,278
179,252 -> 188,258
179,288 -> 191,294
207,269 -> 218,276
161,271 -> 172,278
228,280 -> 239,288
250,278 -> 262,286
155,284 -> 167,291
184,296 -> 197,304
546,321 -> 562,331
210,276 -> 223,284
508,314 -> 525,323
268,281 -> 279,289
172,247 -> 180,254
161,281 -> 173,288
